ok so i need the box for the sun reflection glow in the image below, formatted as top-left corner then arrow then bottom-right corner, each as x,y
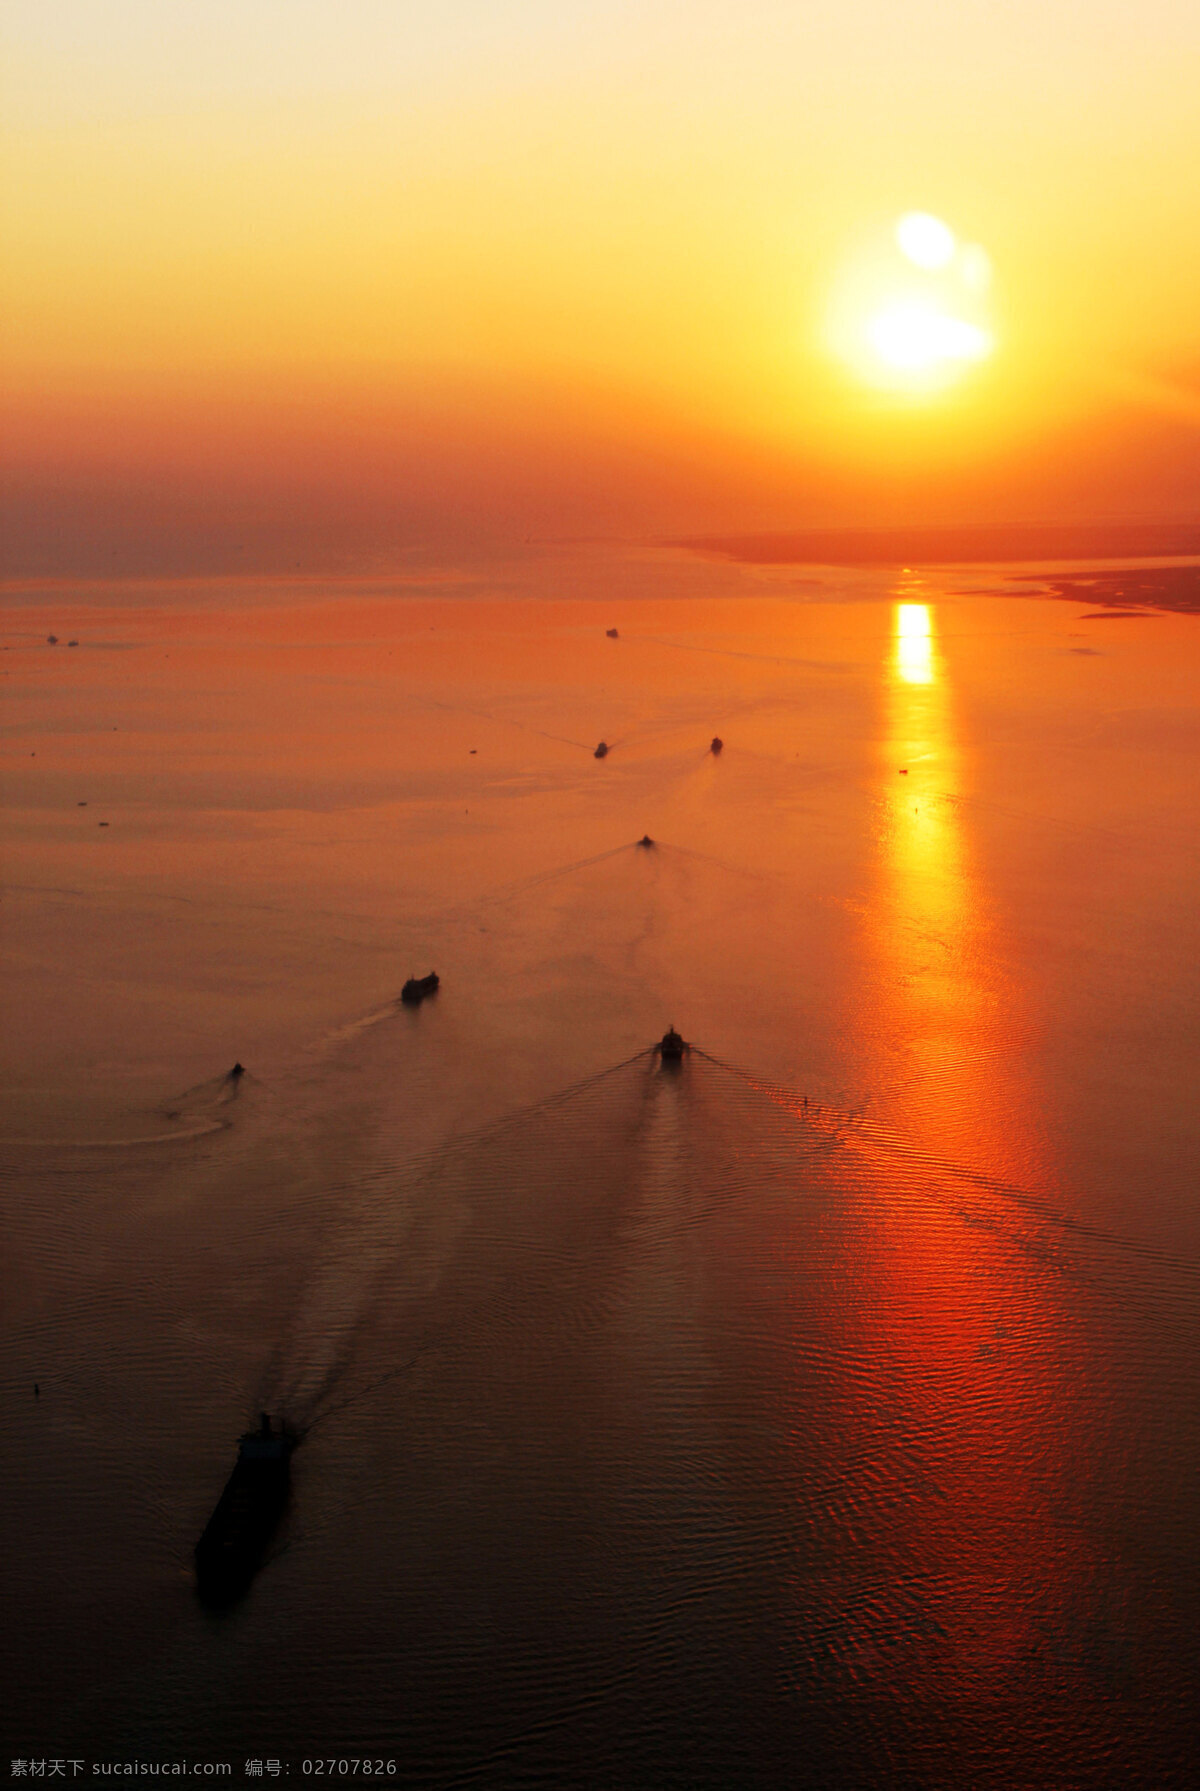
806,593 -> 1092,1716
895,601 -> 934,684
868,589 -> 1051,1187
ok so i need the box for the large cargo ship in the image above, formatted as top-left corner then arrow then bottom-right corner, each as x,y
194,1415 -> 297,1606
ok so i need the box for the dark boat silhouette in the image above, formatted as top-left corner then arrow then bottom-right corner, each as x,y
606,628 -> 619,638
658,1027 -> 686,1062
401,972 -> 440,1004
195,1415 -> 296,1606
710,736 -> 723,754
594,741 -> 609,758
638,834 -> 654,847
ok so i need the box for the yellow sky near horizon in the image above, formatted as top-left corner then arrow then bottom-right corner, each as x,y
2,0 -> 1198,566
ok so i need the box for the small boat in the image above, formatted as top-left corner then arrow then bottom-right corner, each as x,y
658,1027 -> 686,1062
638,834 -> 654,847
401,972 -> 440,1004
594,741 -> 609,759
710,736 -> 723,755
606,628 -> 619,639
195,1415 -> 297,1606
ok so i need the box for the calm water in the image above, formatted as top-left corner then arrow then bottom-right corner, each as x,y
3,547 -> 1199,1783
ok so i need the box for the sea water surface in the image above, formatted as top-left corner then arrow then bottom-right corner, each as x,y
2,544 -> 1199,1784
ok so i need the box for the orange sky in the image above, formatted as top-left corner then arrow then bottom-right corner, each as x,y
3,1 -> 1198,572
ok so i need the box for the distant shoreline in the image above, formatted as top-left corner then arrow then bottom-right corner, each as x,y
679,521 -> 1200,567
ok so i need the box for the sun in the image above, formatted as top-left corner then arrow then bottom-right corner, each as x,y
895,212 -> 956,271
825,212 -> 996,394
868,300 -> 992,375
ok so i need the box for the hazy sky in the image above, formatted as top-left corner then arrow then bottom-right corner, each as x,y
3,0 -> 1198,571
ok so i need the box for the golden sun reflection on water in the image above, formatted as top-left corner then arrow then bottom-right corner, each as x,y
880,596 -> 981,1124
895,600 -> 934,684
878,591 -> 1006,1164
824,593 -> 1099,1707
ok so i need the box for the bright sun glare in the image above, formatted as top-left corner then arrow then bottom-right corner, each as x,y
895,212 -> 955,271
826,212 -> 996,393
896,602 -> 934,684
869,302 -> 992,375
